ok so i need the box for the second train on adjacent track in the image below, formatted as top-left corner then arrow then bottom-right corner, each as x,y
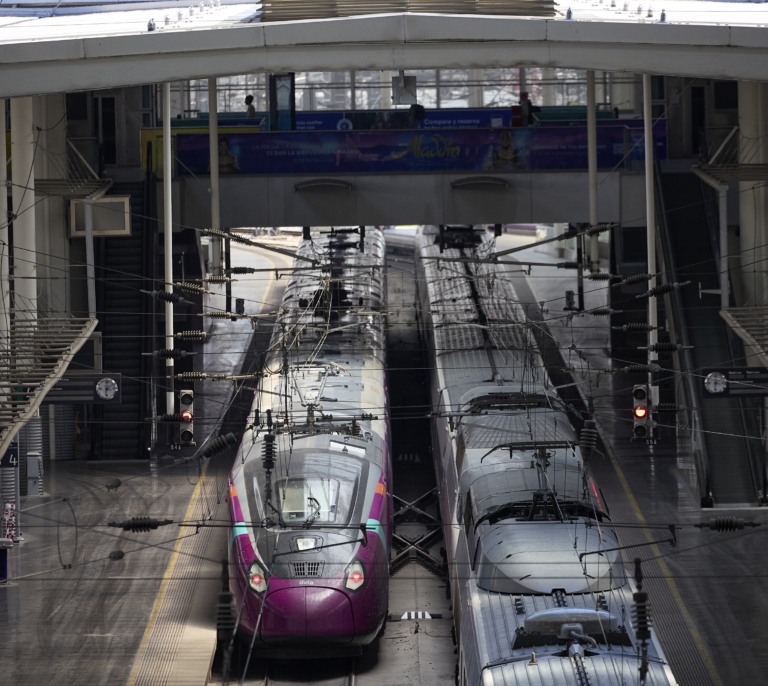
416,225 -> 678,686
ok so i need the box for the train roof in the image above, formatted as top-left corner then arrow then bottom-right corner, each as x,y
465,578 -> 675,685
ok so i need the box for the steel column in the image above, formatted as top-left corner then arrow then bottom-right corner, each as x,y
587,70 -> 599,272
718,185 -> 729,311
163,83 -> 175,415
208,77 -> 222,275
643,74 -> 658,404
84,199 -> 97,319
10,97 -> 36,319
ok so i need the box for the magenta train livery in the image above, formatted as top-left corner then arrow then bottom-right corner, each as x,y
227,227 -> 391,657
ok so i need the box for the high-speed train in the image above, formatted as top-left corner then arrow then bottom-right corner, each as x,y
227,227 -> 391,656
416,226 -> 678,686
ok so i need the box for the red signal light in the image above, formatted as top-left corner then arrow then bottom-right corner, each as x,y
180,410 -> 193,423
633,406 -> 648,419
251,573 -> 264,585
350,571 -> 363,583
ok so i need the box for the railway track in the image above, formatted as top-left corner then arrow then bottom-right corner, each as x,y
267,658 -> 355,686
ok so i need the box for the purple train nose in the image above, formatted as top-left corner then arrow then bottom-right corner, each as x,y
260,586 -> 354,646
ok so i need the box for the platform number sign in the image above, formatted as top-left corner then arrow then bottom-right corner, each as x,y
0,443 -> 18,468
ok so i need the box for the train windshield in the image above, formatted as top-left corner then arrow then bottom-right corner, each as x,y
246,451 -> 364,529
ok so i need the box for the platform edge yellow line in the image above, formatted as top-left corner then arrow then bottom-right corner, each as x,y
126,462 -> 209,686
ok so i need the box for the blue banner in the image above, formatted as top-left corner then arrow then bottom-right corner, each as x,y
177,126 -> 648,176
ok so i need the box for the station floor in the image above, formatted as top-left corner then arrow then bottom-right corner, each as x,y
498,233 -> 768,686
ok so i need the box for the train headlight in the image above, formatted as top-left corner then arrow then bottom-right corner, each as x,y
345,560 -> 365,592
248,561 -> 268,593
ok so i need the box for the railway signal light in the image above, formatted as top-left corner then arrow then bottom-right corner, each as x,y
179,390 -> 195,445
632,384 -> 652,440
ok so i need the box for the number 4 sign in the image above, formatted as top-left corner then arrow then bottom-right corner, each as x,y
0,444 -> 18,468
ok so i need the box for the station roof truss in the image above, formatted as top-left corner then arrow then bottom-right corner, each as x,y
0,314 -> 98,457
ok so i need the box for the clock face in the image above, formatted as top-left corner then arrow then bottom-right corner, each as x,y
96,377 -> 118,400
704,372 -> 727,394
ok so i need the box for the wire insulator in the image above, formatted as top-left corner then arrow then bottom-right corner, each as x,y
646,342 -> 684,353
638,281 -> 690,299
175,281 -> 207,294
155,413 -> 193,423
587,307 -> 616,316
586,223 -> 612,236
227,267 -> 257,275
587,272 -> 612,281
144,289 -> 192,306
632,591 -> 652,641
612,323 -> 658,332
580,420 -> 598,457
175,330 -> 209,342
696,517 -> 760,532
613,273 -> 654,287
151,348 -> 188,359
108,517 -> 173,532
205,275 -> 231,284
653,403 -> 678,413
556,262 -> 580,270
351,419 -> 361,437
262,433 -> 276,470
200,433 -> 238,459
176,372 -> 206,381
206,310 -> 233,319
620,364 -> 660,373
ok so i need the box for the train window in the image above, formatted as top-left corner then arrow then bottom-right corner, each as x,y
246,452 -> 364,528
463,494 -> 473,538
455,432 -> 466,473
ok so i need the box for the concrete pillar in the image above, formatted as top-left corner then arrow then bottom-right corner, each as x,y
380,71 -> 392,109
541,68 -> 557,107
10,97 -> 36,321
0,100 -> 9,353
469,69 -> 484,108
738,81 -> 766,309
0,100 -> 9,420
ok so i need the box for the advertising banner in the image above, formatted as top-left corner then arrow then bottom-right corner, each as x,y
176,126 -> 639,176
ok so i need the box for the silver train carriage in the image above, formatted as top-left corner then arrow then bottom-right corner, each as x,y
227,227 -> 392,657
415,225 -> 678,686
